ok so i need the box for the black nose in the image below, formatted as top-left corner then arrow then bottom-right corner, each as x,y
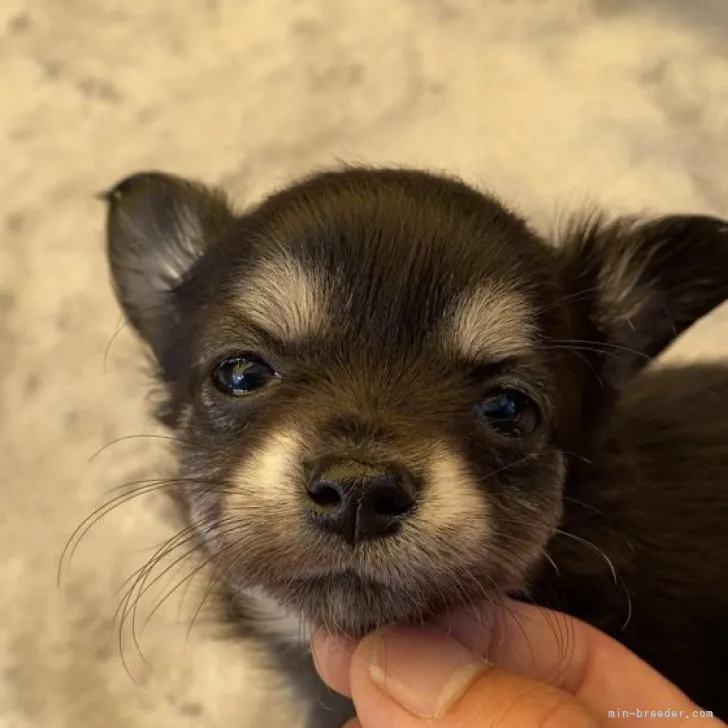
305,459 -> 417,545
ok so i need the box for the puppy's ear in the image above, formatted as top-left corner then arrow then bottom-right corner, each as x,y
104,171 -> 235,360
558,212 -> 728,394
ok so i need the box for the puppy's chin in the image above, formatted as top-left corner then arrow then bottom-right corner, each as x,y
258,563 -> 527,638
263,573 -> 451,638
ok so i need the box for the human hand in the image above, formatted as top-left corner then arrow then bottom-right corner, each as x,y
311,599 -> 722,727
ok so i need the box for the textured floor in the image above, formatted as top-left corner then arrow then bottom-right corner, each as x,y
2,1 -> 728,726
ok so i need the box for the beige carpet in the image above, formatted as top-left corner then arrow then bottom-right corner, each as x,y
2,1 -> 728,726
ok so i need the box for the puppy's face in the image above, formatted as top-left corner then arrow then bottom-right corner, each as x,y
105,168 -> 728,636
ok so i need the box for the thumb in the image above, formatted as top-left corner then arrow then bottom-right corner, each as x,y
346,625 -> 600,728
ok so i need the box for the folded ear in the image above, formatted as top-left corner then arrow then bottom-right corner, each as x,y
104,171 -> 235,361
558,212 -> 728,394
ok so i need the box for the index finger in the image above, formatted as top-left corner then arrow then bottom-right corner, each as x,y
437,600 -> 711,722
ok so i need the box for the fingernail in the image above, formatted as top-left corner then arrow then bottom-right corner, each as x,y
366,626 -> 489,718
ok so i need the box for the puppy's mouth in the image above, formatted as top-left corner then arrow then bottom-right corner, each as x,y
263,568 -> 469,638
222,452 -> 528,636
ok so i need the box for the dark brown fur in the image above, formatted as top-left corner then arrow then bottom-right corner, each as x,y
103,167 -> 728,725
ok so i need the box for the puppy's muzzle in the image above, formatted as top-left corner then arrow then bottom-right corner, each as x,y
305,459 -> 417,545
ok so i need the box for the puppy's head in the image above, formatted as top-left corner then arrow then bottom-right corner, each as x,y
105,167 -> 728,636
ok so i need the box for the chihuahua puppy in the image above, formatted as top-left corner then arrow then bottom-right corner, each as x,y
103,167 -> 728,726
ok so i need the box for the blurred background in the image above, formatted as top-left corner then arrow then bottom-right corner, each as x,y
2,1 -> 728,726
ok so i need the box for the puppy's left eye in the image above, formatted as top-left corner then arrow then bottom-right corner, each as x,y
478,388 -> 540,437
212,355 -> 278,396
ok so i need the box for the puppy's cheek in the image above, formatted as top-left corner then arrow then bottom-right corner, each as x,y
501,451 -> 566,528
533,451 -> 567,535
228,428 -> 305,508
418,444 -> 492,552
487,451 -> 567,583
217,428 -> 309,569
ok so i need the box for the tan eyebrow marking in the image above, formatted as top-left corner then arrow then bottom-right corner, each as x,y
446,284 -> 536,360
236,255 -> 328,341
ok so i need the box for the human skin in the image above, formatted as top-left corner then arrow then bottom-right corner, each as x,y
310,600 -> 723,728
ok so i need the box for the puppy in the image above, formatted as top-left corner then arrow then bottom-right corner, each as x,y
103,167 -> 728,726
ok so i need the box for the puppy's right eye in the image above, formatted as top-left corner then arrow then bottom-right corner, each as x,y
212,355 -> 278,396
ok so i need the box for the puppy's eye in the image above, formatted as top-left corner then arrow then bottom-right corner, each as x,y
477,388 -> 539,437
212,355 -> 278,396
